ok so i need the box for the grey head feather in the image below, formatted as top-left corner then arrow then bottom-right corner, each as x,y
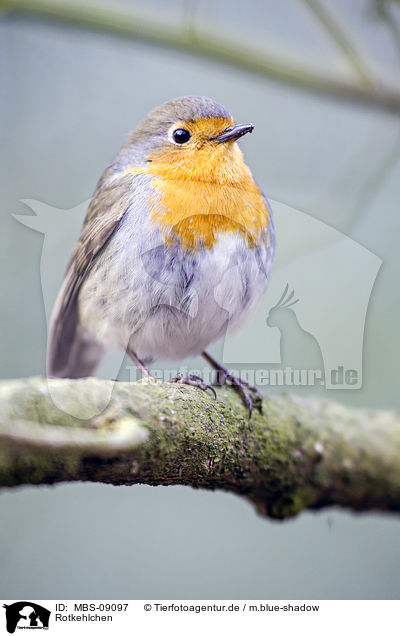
133,95 -> 232,136
120,96 -> 233,165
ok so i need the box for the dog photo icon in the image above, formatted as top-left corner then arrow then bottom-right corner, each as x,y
2,602 -> 50,633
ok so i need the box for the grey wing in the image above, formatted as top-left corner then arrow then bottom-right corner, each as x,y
254,186 -> 276,279
47,173 -> 134,378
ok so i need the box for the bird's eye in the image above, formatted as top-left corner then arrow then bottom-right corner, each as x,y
172,128 -> 191,144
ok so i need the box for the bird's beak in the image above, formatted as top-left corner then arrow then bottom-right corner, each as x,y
212,124 -> 254,143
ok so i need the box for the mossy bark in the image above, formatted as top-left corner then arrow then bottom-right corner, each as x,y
0,376 -> 399,520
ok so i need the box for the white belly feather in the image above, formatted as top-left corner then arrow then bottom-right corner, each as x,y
79,204 -> 275,362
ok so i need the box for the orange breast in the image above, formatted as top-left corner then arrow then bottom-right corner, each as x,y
126,138 -> 270,251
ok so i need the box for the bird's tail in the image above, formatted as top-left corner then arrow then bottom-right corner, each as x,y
48,325 -> 104,379
47,280 -> 103,379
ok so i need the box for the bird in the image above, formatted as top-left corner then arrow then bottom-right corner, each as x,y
48,96 -> 276,416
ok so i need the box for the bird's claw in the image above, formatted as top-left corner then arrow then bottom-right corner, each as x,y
215,369 -> 262,418
170,373 -> 217,399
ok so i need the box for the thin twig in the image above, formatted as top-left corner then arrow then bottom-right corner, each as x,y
303,0 -> 376,86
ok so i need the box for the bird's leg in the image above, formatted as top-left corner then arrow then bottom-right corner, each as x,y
127,349 -> 216,397
202,351 -> 263,418
127,348 -> 152,379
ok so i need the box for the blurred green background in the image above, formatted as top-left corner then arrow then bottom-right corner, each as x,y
1,0 -> 400,599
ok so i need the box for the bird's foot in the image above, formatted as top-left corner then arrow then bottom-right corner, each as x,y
170,373 -> 217,399
214,369 -> 263,418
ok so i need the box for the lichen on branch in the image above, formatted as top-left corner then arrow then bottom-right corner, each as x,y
0,376 -> 399,520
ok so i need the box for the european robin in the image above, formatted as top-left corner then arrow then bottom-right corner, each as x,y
48,96 -> 275,415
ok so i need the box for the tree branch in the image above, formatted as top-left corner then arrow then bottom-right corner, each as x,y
1,0 -> 400,112
0,376 -> 399,520
302,0 -> 375,86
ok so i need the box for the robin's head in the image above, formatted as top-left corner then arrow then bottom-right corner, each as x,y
121,96 -> 269,251
126,96 -> 254,183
